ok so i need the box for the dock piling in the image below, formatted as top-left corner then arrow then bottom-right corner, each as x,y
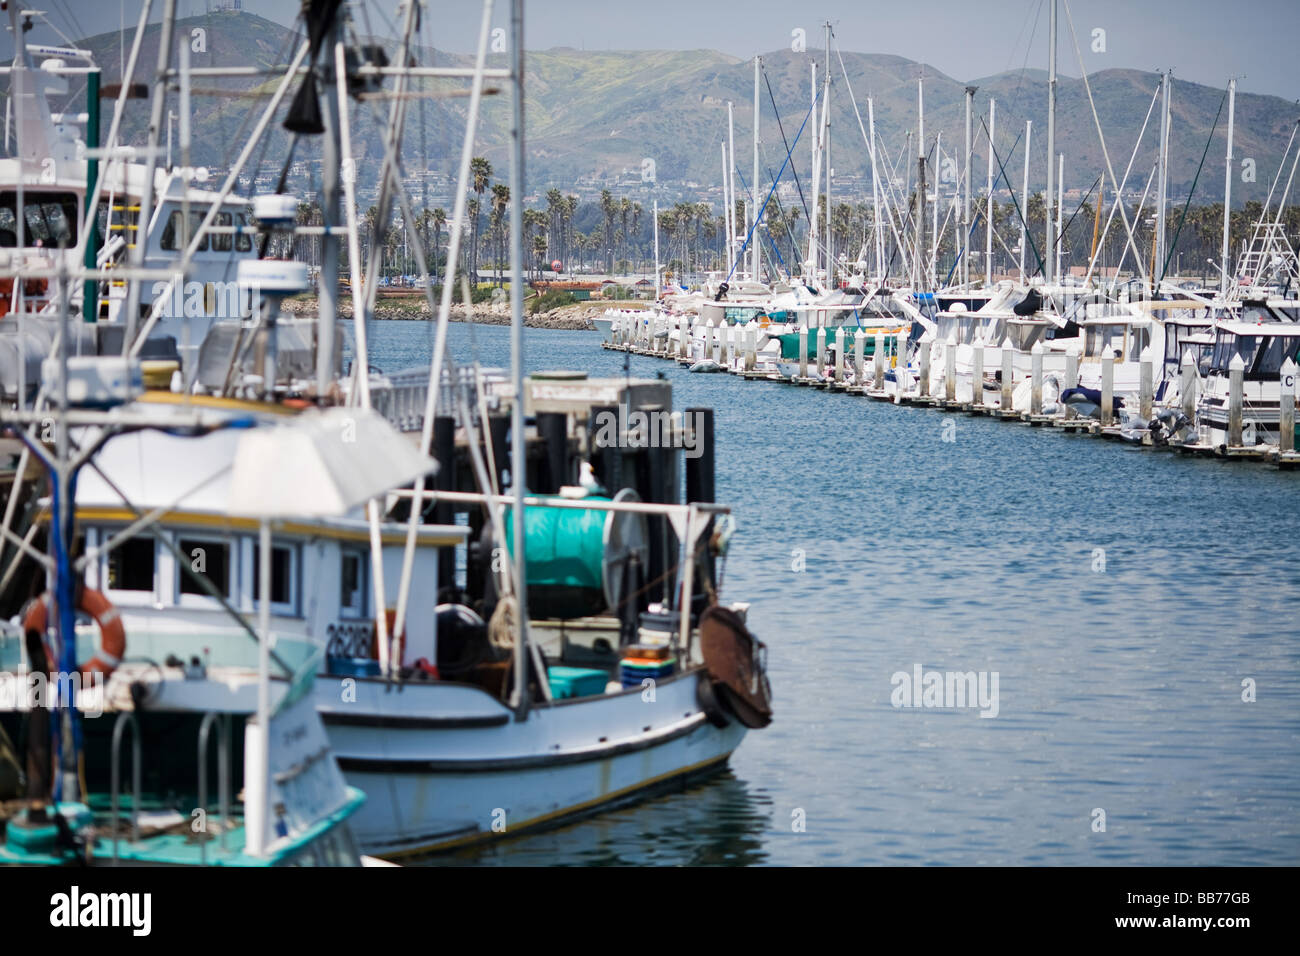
1228,352 -> 1244,446
945,331 -> 957,402
1030,341 -> 1044,415
1281,357 -> 1296,454
1101,353 -> 1115,426
1000,337 -> 1013,410
1139,346 -> 1153,421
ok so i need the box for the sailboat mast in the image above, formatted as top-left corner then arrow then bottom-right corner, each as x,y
807,62 -> 821,282
985,99 -> 996,285
1020,120 -> 1031,280
1221,77 -> 1236,297
1155,70 -> 1172,287
654,198 -> 660,299
752,56 -> 761,282
1045,0 -> 1057,284
720,142 -> 729,258
964,86 -> 976,286
915,77 -> 926,291
728,100 -> 737,266
869,95 -> 884,280
824,26 -> 833,288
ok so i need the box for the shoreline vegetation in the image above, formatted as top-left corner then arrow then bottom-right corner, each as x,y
279,293 -> 649,330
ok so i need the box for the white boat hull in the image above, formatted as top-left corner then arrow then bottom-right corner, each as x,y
317,667 -> 747,856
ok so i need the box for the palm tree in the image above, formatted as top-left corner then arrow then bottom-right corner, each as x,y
600,190 -> 616,274
469,156 -> 492,283
464,198 -> 480,276
490,182 -> 510,286
429,207 -> 447,281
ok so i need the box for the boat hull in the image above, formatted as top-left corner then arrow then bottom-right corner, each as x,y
316,668 -> 747,857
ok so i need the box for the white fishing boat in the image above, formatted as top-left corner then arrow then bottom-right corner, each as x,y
0,0 -> 773,861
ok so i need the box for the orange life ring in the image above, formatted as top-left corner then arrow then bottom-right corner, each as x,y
24,588 -> 126,677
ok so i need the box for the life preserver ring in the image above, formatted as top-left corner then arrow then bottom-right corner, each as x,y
23,589 -> 126,677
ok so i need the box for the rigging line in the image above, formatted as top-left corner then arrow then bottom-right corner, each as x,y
1079,79 -> 1163,288
725,87 -> 818,281
979,116 -> 1044,278
1061,0 -> 1151,286
1058,172 -> 1103,247
1162,86 -> 1228,281
762,67 -> 811,225
832,39 -> 910,275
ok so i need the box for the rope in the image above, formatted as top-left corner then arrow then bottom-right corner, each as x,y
1161,87 -> 1228,281
726,92 -> 818,283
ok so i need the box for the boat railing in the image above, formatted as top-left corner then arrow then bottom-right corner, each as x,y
197,711 -> 233,863
109,710 -> 141,864
370,365 -> 507,433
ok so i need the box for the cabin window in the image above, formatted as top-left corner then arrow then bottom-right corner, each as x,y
178,537 -> 231,598
106,537 -> 156,593
252,542 -> 298,614
340,550 -> 368,618
0,191 -> 79,247
213,212 -> 233,252
235,213 -> 252,252
160,210 -> 210,252
1250,336 -> 1300,380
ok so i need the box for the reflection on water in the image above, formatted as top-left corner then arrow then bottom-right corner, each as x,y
355,322 -> 1300,867
416,771 -> 772,867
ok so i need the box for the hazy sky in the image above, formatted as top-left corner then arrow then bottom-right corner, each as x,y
10,0 -> 1300,100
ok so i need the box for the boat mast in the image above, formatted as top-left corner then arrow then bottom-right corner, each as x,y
932,132 -> 941,286
318,18 -> 342,398
1155,70 -> 1172,288
1221,77 -> 1236,298
720,141 -> 731,259
752,55 -> 761,283
823,25 -> 833,288
915,77 -> 926,291
807,62 -> 821,284
1056,153 -> 1065,273
123,0 -> 177,353
963,86 -> 976,286
869,96 -> 884,280
1020,120 -> 1032,281
508,0 -> 532,717
1045,0 -> 1057,285
727,100 -> 737,267
985,99 -> 996,285
653,198 -> 660,299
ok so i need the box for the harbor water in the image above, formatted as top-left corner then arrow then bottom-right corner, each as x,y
358,321 -> 1300,866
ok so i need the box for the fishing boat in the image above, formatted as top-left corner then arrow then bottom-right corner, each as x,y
0,0 -> 773,861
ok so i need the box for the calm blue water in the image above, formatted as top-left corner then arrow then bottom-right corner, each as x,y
353,320 -> 1300,866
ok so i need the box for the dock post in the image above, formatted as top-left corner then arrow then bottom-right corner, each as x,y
1228,352 -> 1244,446
1281,357 -> 1296,453
835,328 -> 846,383
1101,353 -> 1115,426
945,331 -> 957,402
1181,349 -> 1198,422
816,326 -> 827,377
745,325 -> 756,371
1064,343 -> 1080,418
799,324 -> 808,379
873,331 -> 885,389
707,319 -> 717,362
1030,341 -> 1044,415
971,332 -> 984,406
1000,337 -> 1014,410
919,337 -> 932,398
1139,346 -> 1153,421
854,328 -> 866,385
